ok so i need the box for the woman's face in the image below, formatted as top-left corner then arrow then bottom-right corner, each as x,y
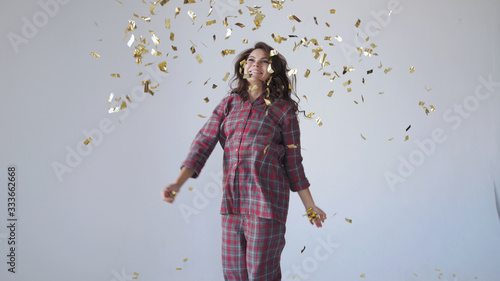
243,48 -> 271,85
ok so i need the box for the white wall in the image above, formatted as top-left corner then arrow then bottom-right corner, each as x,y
1,0 -> 499,280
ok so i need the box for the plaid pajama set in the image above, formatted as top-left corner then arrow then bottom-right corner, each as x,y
182,93 -> 310,280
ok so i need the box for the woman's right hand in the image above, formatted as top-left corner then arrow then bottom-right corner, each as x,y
161,183 -> 181,204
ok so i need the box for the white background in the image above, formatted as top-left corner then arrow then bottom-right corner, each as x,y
1,0 -> 499,280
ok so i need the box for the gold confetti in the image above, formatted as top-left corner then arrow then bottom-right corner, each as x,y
127,34 -> 135,47
206,19 -> 216,26
235,23 -> 245,28
419,101 -> 425,106
107,93 -> 114,103
242,39 -> 248,44
287,68 -> 297,76
288,14 -> 301,22
225,28 -> 232,39
319,53 -> 327,66
343,80 -> 351,87
222,72 -> 230,81
83,137 -> 92,146
316,117 -> 322,126
360,273 -> 366,278
423,107 -> 430,115
221,49 -> 235,56
90,51 -> 100,59
406,125 -> 411,131
267,64 -> 274,74
360,134 -> 366,140
243,74 -> 252,79
304,69 -> 310,78
141,16 -> 151,22
355,19 -> 361,28
176,268 -> 182,270
270,49 -> 279,57
212,84 -> 217,89
125,20 -> 137,33
187,10 -> 196,23
165,18 -> 171,29
354,101 -> 358,104
327,91 -> 334,97
405,135 -> 409,141
195,54 -> 203,64
334,35 -> 342,42
425,86 -> 432,91
248,85 -> 258,91
264,98 -> 272,106
347,88 -> 352,92
143,79 -> 154,96
345,218 -> 352,223
367,69 -> 373,74
170,32 -> 175,41
110,73 -> 121,78
306,112 -> 315,118
183,258 -> 188,262
188,187 -> 193,191
287,144 -> 298,148
388,137 -> 394,141
175,7 -> 181,18
126,95 -> 132,103
384,68 -> 392,74
264,144 -> 270,154
197,114 -> 206,118
330,9 -> 336,14
158,61 -> 168,73
430,105 -> 436,111
410,66 -> 415,73
151,49 -> 162,56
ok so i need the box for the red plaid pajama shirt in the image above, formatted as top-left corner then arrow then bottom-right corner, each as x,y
182,92 -> 310,279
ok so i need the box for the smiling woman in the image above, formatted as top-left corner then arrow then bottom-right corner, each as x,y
162,41 -> 327,280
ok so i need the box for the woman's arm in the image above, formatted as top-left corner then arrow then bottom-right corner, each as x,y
297,188 -> 327,227
161,167 -> 195,203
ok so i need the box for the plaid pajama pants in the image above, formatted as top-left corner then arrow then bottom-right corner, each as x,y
222,214 -> 286,281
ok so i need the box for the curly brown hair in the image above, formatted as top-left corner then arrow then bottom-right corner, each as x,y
229,42 -> 302,114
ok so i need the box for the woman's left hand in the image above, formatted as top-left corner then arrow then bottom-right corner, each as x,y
306,205 -> 327,228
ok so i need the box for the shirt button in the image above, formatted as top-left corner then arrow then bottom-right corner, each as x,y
235,148 -> 239,152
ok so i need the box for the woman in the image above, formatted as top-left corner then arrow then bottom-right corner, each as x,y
162,42 -> 327,281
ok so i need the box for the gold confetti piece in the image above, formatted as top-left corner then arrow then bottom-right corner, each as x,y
270,49 -> 279,57
410,66 -> 415,73
165,18 -> 171,29
264,98 -> 272,106
183,258 -> 188,262
384,68 -> 392,74
287,144 -> 298,149
221,49 -> 236,57
253,11 -> 266,29
203,97 -> 210,103
362,78 -> 365,84
345,218 -> 352,223
343,80 -> 351,87
301,246 -> 306,253
388,137 -> 394,141
327,91 -> 334,97
90,51 -> 100,59
169,32 -> 175,41
267,64 -> 274,74
197,114 -> 206,118
151,33 -> 160,46
158,61 -> 168,73
248,85 -> 258,91
425,86 -> 432,91
127,34 -> 135,47
203,78 -> 210,85
175,7 -> 181,18
288,14 -> 301,22
354,101 -> 358,104
120,100 -> 127,110
83,137 -> 92,146
195,54 -> 203,64
405,135 -> 409,141
187,10 -> 196,23
222,72 -> 230,82
323,72 -> 331,76
264,144 -> 270,154
430,105 -> 436,111
206,19 -> 216,26
225,28 -> 232,39
360,273 -> 366,278
107,93 -> 114,103
176,268 -> 182,270
126,95 -> 132,103
334,71 -> 340,78
335,35 -> 342,42
151,49 -> 162,56
188,187 -> 193,191
360,134 -> 366,140
419,101 -> 425,106
125,20 -> 137,33
234,22 -> 245,28
423,107 -> 430,115
378,61 -> 383,69
316,117 -> 322,126
355,19 -> 361,28
243,74 -> 252,79
361,95 -> 364,103
306,112 -> 315,118
347,88 -> 352,92
406,125 -> 411,131
303,69 -> 311,78
330,9 -> 336,14
143,79 -> 155,96
110,73 -> 121,78
319,53 -> 327,66
367,69 -> 373,74
287,68 -> 297,76
141,16 -> 151,22
242,39 -> 248,44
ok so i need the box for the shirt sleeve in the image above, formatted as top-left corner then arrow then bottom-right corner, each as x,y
182,96 -> 228,178
281,106 -> 310,192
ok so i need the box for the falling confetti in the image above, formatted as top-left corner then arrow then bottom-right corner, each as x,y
345,218 -> 352,223
83,137 -> 92,146
90,51 -> 100,59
